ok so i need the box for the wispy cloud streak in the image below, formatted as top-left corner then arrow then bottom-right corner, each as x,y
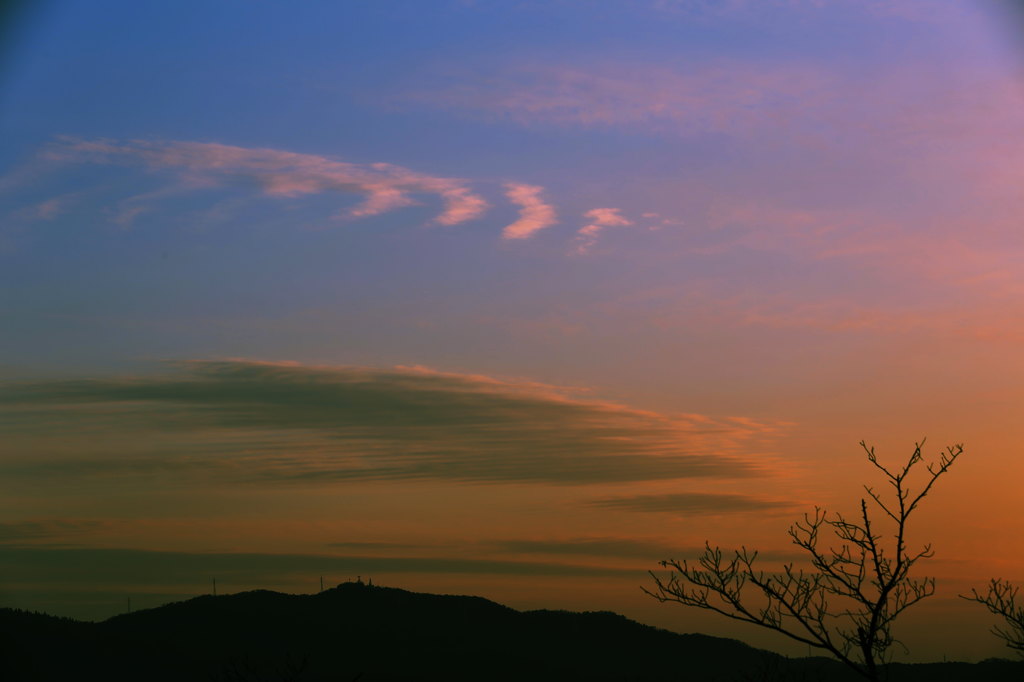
407,61 -> 828,138
0,546 -> 636,585
492,536 -> 804,561
46,137 -> 489,226
651,0 -> 971,24
590,492 -> 796,515
0,519 -> 105,544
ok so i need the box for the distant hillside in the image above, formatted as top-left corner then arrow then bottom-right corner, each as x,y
1,582 -> 1021,681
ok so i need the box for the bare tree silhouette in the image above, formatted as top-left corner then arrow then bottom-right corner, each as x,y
645,440 -> 963,682
962,578 -> 1024,656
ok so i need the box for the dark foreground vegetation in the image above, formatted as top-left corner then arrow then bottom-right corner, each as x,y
1,582 -> 1021,681
647,442 -> 968,682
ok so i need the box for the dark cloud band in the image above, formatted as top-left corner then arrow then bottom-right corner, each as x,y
0,360 -> 782,486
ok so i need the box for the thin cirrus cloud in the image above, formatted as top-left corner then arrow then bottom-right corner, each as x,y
0,546 -> 635,585
0,519 -> 105,544
590,492 -> 796,516
0,359 -> 786,487
45,137 -> 489,226
0,540 -> 806,621
0,546 -> 637,621
5,192 -> 77,225
404,54 -> 1021,167
406,61 -> 828,138
322,536 -> 807,563
651,0 -> 969,23
502,183 -> 557,239
24,196 -> 65,220
492,537 -> 804,562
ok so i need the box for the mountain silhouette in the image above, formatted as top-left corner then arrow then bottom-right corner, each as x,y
1,581 -> 1021,680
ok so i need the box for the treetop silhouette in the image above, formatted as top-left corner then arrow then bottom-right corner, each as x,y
963,578 -> 1024,656
646,440 -> 963,682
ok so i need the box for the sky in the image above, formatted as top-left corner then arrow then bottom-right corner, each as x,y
2,0 -> 1024,663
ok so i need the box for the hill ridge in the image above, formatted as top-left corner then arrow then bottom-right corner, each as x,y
2,582 -> 1022,681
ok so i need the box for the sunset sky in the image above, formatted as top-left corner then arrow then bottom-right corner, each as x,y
2,0 -> 1024,663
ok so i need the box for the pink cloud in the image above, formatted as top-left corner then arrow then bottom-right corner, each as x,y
575,207 -> 634,253
502,183 -> 557,239
49,137 -> 489,226
436,186 -> 491,226
347,183 -> 417,218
